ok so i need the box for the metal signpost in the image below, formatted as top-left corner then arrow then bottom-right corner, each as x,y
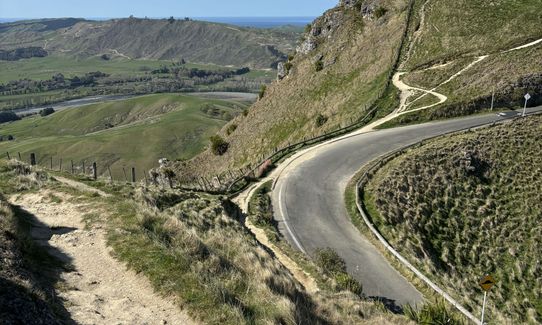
523,93 -> 531,117
479,274 -> 496,325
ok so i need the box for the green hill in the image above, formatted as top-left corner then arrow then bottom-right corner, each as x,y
365,116 -> 542,323
0,94 -> 250,180
0,18 -> 299,69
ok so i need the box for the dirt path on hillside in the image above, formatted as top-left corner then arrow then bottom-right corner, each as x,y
8,191 -> 193,325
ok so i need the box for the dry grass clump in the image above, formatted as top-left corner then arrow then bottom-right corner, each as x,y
0,160 -> 49,192
366,116 -> 542,323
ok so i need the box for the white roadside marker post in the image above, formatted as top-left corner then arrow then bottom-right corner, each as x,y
479,274 -> 496,325
523,93 -> 531,117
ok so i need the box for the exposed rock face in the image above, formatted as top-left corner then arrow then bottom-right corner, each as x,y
296,38 -> 318,54
277,62 -> 288,80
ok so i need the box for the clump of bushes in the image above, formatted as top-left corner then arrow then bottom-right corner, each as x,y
209,135 -> 229,155
404,300 -> 466,324
0,135 -> 14,141
315,247 -> 363,296
39,107 -> 55,117
315,113 -> 328,127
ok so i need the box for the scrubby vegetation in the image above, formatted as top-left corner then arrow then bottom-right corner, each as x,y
365,116 -> 542,323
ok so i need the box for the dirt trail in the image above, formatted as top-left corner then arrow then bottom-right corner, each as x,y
9,191 -> 193,325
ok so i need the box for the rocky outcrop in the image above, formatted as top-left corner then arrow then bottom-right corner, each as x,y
277,62 -> 288,80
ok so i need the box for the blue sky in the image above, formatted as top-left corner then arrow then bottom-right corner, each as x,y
0,0 -> 338,18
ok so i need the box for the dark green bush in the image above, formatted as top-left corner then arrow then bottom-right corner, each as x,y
284,62 -> 293,72
374,7 -> 388,18
335,273 -> 363,296
315,114 -> 328,127
315,60 -> 324,72
0,112 -> 20,124
209,135 -> 229,156
39,107 -> 55,117
315,247 -> 347,275
258,85 -> 267,100
226,124 -> 237,136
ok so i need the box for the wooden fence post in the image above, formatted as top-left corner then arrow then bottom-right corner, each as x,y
108,167 -> 113,181
82,161 -> 85,175
6,152 -> 10,160
71,160 -> 74,174
92,162 -> 97,180
143,170 -> 148,186
122,167 -> 128,182
50,157 -> 53,169
18,152 -> 21,160
59,158 -> 62,172
131,167 -> 136,183
30,153 -> 36,166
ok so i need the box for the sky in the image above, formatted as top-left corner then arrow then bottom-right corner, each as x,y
0,0 -> 338,18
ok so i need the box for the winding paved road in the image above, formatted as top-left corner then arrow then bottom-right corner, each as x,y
271,107 -> 542,309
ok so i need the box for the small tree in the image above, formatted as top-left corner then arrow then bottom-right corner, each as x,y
168,16 -> 175,24
210,135 -> 229,156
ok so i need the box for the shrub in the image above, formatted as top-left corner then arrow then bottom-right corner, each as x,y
335,273 -> 363,296
315,247 -> 347,275
288,54 -> 295,61
242,109 -> 249,117
315,60 -> 324,72
315,113 -> 328,127
100,54 -> 111,60
226,124 -> 237,136
209,135 -> 229,156
258,85 -> 267,100
39,107 -> 55,117
0,112 -> 20,124
304,23 -> 312,33
374,7 -> 388,18
284,61 -> 293,72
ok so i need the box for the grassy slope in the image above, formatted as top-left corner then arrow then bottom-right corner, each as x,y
0,18 -> 299,69
183,0 -> 410,178
0,94 -> 249,180
0,160 -> 411,325
365,116 -> 542,323
394,0 -> 542,122
405,0 -> 542,70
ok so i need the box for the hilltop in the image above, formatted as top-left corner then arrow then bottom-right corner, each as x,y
0,17 -> 300,69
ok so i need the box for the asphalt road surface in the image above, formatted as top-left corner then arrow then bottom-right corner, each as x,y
272,107 -> 542,309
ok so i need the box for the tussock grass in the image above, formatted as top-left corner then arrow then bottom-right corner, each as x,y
366,116 -> 542,323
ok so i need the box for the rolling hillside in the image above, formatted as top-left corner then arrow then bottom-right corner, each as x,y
0,18 -> 299,69
365,116 -> 542,323
0,94 -> 251,180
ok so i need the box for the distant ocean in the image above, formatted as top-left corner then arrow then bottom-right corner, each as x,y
0,17 -> 316,28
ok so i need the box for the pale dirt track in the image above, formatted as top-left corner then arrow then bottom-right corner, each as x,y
9,191 -> 193,325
